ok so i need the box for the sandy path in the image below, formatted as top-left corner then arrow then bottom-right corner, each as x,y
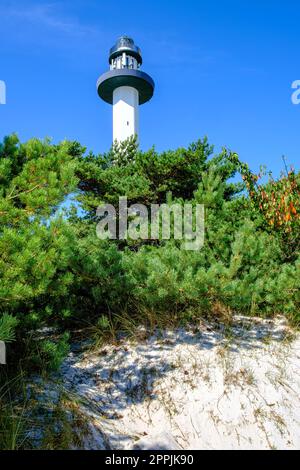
60,316 -> 300,450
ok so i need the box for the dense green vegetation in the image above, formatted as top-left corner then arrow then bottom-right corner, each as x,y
0,134 -> 299,448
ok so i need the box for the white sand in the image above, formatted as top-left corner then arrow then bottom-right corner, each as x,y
60,316 -> 300,450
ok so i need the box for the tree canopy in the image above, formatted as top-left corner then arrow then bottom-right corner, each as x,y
0,134 -> 299,370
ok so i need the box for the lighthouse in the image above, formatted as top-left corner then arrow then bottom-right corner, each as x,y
97,36 -> 154,143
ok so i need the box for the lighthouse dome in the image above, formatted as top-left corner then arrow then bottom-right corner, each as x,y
109,35 -> 142,65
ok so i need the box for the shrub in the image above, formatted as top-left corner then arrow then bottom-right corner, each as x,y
1,133 -> 299,370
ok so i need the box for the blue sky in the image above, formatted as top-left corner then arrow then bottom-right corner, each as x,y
0,0 -> 299,176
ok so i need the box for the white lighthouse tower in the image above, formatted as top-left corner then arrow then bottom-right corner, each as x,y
97,36 -> 154,143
